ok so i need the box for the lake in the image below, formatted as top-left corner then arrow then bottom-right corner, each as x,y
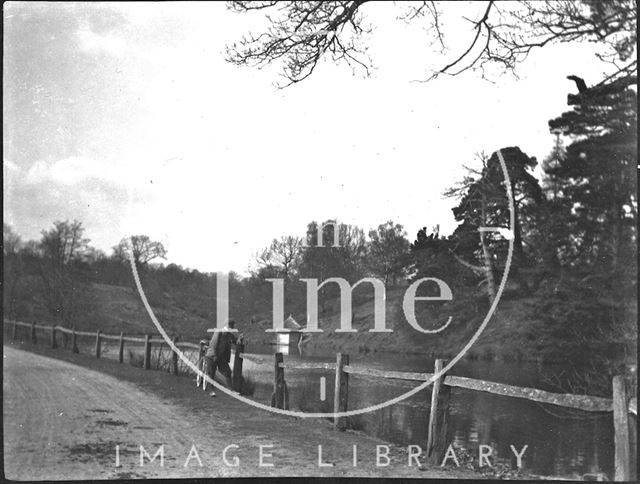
238,342 -> 618,480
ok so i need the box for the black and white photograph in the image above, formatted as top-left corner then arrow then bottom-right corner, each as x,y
2,1 -> 637,481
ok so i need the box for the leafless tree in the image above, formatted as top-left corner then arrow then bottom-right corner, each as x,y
114,235 -> 167,271
255,235 -> 303,280
226,1 -> 636,87
3,223 -> 22,256
3,224 -> 24,319
40,220 -> 89,267
39,220 -> 93,325
338,223 -> 368,277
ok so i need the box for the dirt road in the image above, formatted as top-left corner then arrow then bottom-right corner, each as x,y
3,343 -> 479,479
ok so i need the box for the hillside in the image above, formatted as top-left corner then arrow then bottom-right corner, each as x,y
14,278 -> 633,365
239,287 -> 552,361
90,283 -> 214,339
13,277 -> 212,341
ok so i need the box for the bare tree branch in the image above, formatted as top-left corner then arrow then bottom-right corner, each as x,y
226,1 -> 371,87
226,1 -> 637,87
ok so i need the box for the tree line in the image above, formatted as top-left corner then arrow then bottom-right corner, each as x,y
4,71 -> 636,344
3,74 -> 636,394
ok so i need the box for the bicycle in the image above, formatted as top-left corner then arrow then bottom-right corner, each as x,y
195,339 -> 209,391
195,334 -> 245,392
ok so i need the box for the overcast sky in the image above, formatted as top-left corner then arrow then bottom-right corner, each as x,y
3,2 -> 615,274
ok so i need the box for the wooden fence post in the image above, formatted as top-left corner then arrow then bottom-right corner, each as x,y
232,343 -> 244,391
334,353 -> 349,430
426,359 -> 451,465
272,352 -> 286,409
630,410 -> 638,483
95,330 -> 101,358
72,327 -> 79,353
12,321 -> 17,341
171,336 -> 179,376
144,334 -> 151,370
31,322 -> 37,344
118,332 -> 125,363
613,375 -> 631,481
50,325 -> 57,349
61,328 -> 68,348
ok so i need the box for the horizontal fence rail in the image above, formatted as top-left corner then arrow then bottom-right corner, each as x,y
279,361 -> 337,370
238,352 -> 271,364
443,375 -> 614,413
176,342 -> 201,350
75,330 -> 96,337
344,365 -> 431,382
100,333 -> 123,342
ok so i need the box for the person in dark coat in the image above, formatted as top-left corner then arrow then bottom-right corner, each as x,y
205,319 -> 239,397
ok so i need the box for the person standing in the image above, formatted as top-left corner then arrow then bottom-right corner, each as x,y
205,319 -> 239,397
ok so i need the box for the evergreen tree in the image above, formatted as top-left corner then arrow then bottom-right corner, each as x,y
446,147 -> 544,296
541,132 -> 566,201
409,226 -> 472,286
540,77 -> 637,361
547,79 -> 637,275
529,135 -> 569,272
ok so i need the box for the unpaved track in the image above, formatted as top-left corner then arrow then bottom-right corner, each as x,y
3,344 -> 477,480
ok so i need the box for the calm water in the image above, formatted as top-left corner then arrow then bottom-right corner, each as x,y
239,343 -> 619,480
85,337 -> 624,479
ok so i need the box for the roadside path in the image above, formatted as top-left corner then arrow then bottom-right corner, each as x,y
3,343 -> 479,479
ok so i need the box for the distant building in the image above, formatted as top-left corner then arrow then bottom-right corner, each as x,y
274,314 -> 303,354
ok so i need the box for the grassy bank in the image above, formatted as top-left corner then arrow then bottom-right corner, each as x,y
11,279 -> 636,369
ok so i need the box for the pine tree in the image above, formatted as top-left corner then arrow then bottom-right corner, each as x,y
541,132 -> 566,201
541,78 -> 637,356
447,147 -> 544,296
547,79 -> 637,275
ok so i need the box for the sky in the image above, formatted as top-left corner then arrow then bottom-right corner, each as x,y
3,2 -> 618,274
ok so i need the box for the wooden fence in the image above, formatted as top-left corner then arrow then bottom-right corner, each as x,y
262,350 -> 637,480
4,319 -> 637,480
5,320 -> 202,374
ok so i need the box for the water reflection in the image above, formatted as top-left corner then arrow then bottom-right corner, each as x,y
242,344 -> 616,479
95,338 -> 619,479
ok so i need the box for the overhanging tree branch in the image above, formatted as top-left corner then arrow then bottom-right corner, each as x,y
226,1 -> 637,87
226,1 -> 371,87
